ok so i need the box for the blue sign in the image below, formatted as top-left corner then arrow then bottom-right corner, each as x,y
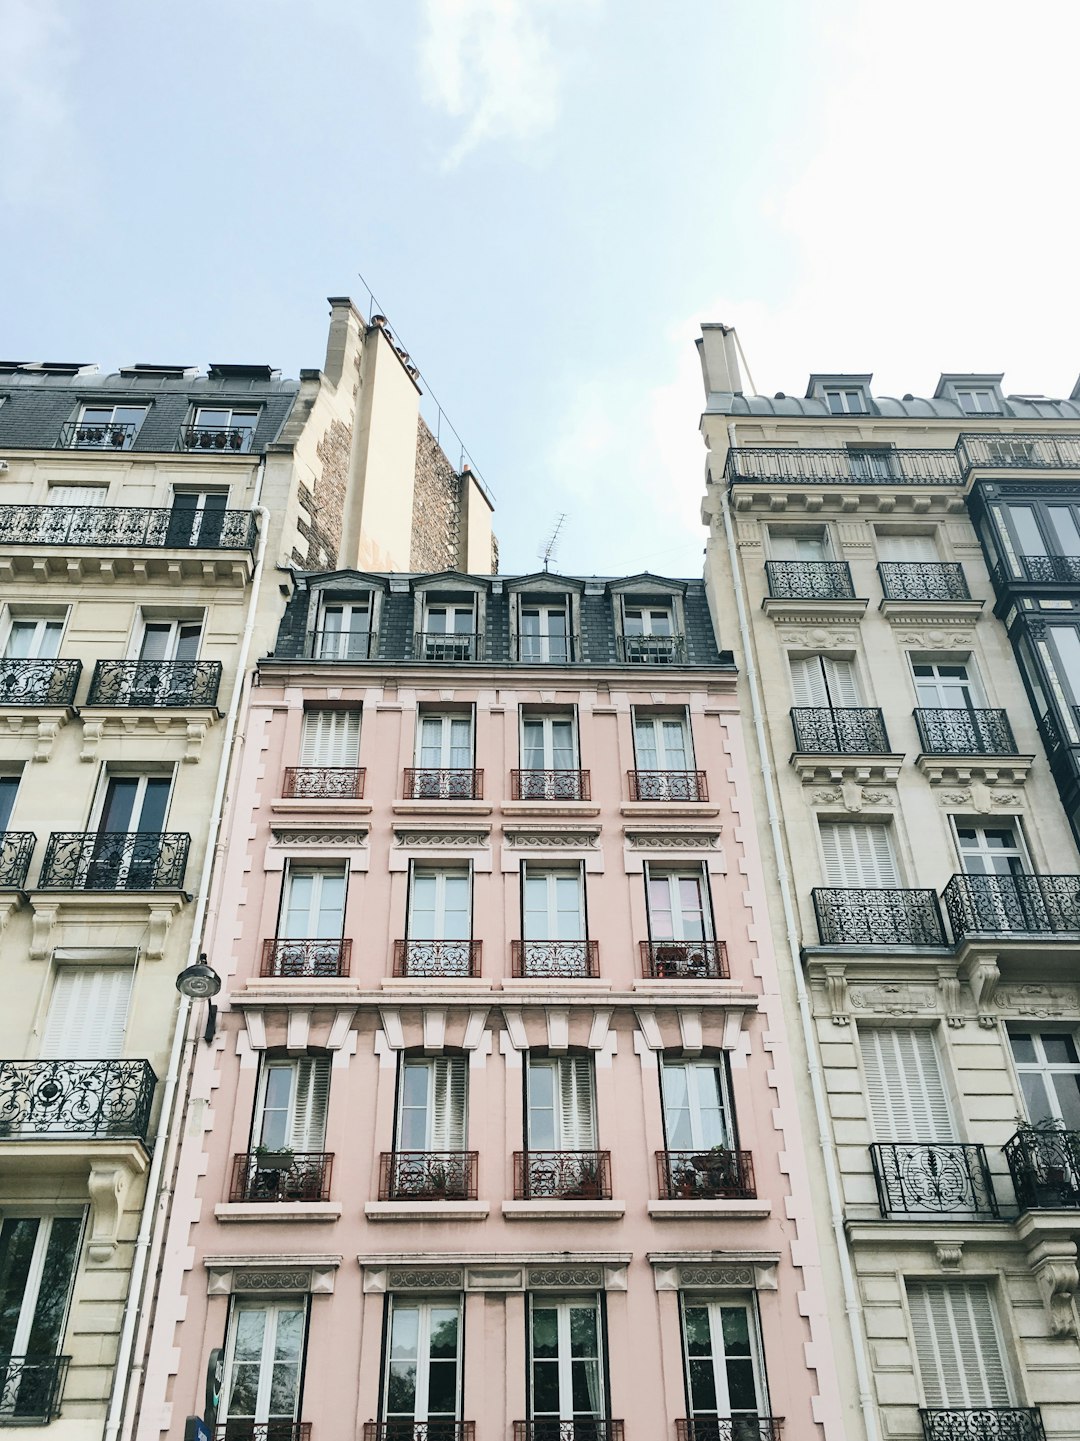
184,1417 -> 211,1441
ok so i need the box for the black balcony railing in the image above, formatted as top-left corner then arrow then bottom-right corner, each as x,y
942,873 -> 1080,940
1003,554 -> 1080,585
215,1421 -> 311,1441
393,940 -> 481,978
639,939 -> 729,979
676,1420 -> 784,1441
812,888 -> 948,947
791,707 -> 890,754
0,658 -> 81,707
515,1425 -> 624,1441
260,938 -> 351,979
0,1059 -> 156,1140
180,425 -> 253,453
414,631 -> 481,661
366,1425 -> 475,1441
0,504 -> 257,550
615,634 -> 686,664
958,431 -> 1080,474
282,767 -> 365,800
726,446 -> 961,486
0,1354 -> 71,1422
511,769 -> 591,801
914,708 -> 1018,756
310,628 -> 376,661
229,1152 -> 333,1203
87,659 -> 223,708
403,768 -> 483,801
58,420 -> 138,449
378,1150 -> 479,1201
514,1150 -> 612,1200
878,561 -> 971,601
628,770 -> 709,802
0,833 -> 35,889
512,940 -> 600,978
1003,1124 -> 1080,1210
870,1142 -> 998,1218
657,1148 -> 756,1200
919,1409 -> 1046,1441
765,560 -> 855,600
39,832 -> 190,890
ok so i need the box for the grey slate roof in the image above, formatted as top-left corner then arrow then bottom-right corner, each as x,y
704,390 -> 1080,422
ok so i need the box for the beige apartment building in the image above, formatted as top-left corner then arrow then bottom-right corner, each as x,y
0,298 -> 493,1441
698,325 -> 1080,1441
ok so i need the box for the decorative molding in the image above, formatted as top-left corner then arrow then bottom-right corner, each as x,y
934,1243 -> 964,1269
273,827 -> 369,846
998,983 -> 1078,1017
205,1257 -> 340,1296
893,629 -> 978,650
624,830 -> 721,849
824,966 -> 849,1025
86,1162 -> 133,1264
917,756 -> 1033,791
502,828 -> 600,849
879,601 -> 984,629
393,828 -> 489,849
763,600 -> 868,626
773,626 -> 860,649
937,970 -> 965,1028
529,1266 -> 602,1287
388,1267 -> 464,1290
848,983 -> 937,1017
651,1256 -> 779,1293
793,757 -> 904,789
1027,1241 -> 1079,1338
964,958 -> 1001,1028
235,1268 -> 312,1291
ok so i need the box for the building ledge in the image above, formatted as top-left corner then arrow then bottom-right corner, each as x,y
501,802 -> 602,818
0,551 -> 253,588
845,1219 -> 1018,1248
791,752 -> 904,786
915,753 -> 1035,786
620,803 -> 721,819
879,598 -> 985,626
647,1200 -> 772,1220
270,798 -> 373,816
502,1200 -> 626,1221
78,706 -> 220,763
0,706 -> 74,761
214,1202 -> 342,1223
364,1201 -> 490,1222
391,801 -> 493,817
761,598 -> 868,624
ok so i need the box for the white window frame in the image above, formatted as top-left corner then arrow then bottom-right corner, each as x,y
679,1295 -> 769,1421
407,864 -> 472,941
1008,1027 -> 1080,1127
1,614 -> 67,661
528,1293 -> 607,1422
950,817 -> 1031,876
315,599 -> 373,660
526,1055 -> 597,1150
518,601 -> 571,662
645,864 -> 715,944
252,1054 -> 331,1152
415,711 -> 474,769
191,405 -> 259,452
909,656 -> 983,710
521,863 -> 587,942
954,387 -> 1000,415
766,527 -> 831,561
0,1210 -> 85,1415
72,403 -> 148,448
278,863 -> 348,940
89,770 -> 175,835
221,1299 -> 308,1427
382,1296 -> 464,1424
520,711 -> 579,770
823,387 -> 867,415
661,1057 -> 734,1152
632,710 -> 693,771
396,1055 -> 468,1152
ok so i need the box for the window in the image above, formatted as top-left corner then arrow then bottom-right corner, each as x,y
3,618 -> 63,661
768,529 -> 830,561
517,711 -> 583,799
419,602 -> 477,661
397,1056 -> 467,1152
189,406 -> 258,453
954,387 -> 999,414
166,490 -> 230,547
314,601 -> 371,661
279,865 -> 347,940
818,821 -> 900,887
911,659 -> 981,710
789,655 -> 860,708
0,1214 -> 83,1421
622,603 -> 679,663
662,1058 -> 733,1151
253,1056 -> 330,1153
70,404 -> 147,449
384,1298 -> 463,1429
46,485 -> 107,506
823,388 -> 867,415
137,617 -> 202,663
1009,1030 -> 1080,1129
954,822 -> 1028,876
299,709 -> 360,767
519,602 -> 570,662
0,775 -> 18,832
523,865 -> 586,942
860,1029 -> 954,1143
41,966 -> 134,1059
221,1300 -> 307,1439
847,447 -> 894,481
529,1296 -> 608,1427
876,533 -> 940,562
634,711 -> 693,773
413,712 -> 475,798
408,866 -> 471,941
681,1298 -> 768,1426
527,1056 -> 597,1149
906,1281 -> 1012,1409
646,866 -> 713,944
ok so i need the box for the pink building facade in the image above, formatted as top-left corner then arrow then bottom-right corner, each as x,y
136,569 -> 842,1441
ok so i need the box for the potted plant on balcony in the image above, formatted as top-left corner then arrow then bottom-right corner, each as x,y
568,1157 -> 602,1200
1012,1114 -> 1079,1205
690,1145 -> 736,1198
253,1143 -> 295,1171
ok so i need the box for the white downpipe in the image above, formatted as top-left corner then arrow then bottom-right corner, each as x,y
720,422 -> 880,1441
104,483 -> 271,1441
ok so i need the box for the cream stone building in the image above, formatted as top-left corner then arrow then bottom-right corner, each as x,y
0,299 -> 493,1441
699,325 -> 1080,1441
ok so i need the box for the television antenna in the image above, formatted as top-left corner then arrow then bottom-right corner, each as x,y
539,514 -> 567,573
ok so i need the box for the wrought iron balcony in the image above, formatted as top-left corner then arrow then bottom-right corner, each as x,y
180,424 -> 253,453
281,766 -> 365,800
942,873 -> 1080,940
676,1420 -> 783,1441
915,708 -> 1018,756
657,1148 -> 756,1200
0,833 -> 35,888
39,831 -> 190,890
958,431 -> 1080,474
229,1152 -> 333,1203
0,1059 -> 156,1140
0,1354 -> 71,1422
878,561 -> 971,601
791,707 -> 890,754
615,634 -> 686,664
393,939 -> 481,978
414,631 -> 481,661
260,938 -> 351,979
511,769 -> 591,801
215,1422 -> 311,1441
0,504 -> 257,550
640,939 -> 729,979
1003,1123 -> 1080,1210
628,770 -> 709,802
812,888 -> 947,947
726,445 -> 961,486
58,419 -> 138,449
403,768 -> 483,801
919,1408 -> 1046,1441
310,628 -> 376,660
366,1425 -> 474,1441
514,1150 -> 612,1200
870,1142 -> 998,1218
378,1150 -> 479,1200
86,659 -> 222,708
0,658 -> 81,706
514,1422 -> 623,1441
765,560 -> 855,600
512,940 -> 599,978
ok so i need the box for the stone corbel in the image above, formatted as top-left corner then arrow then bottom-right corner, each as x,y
29,904 -> 58,961
184,720 -> 208,763
824,965 -> 849,1025
0,896 -> 24,934
87,1162 -> 134,1264
967,956 -> 1001,1028
937,968 -> 964,1028
145,907 -> 175,960
79,719 -> 104,763
1027,1239 -> 1080,1338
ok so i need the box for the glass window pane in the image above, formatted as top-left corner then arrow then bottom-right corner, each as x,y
27,1218 -> 81,1353
688,1358 -> 718,1412
532,1361 -> 560,1414
571,1359 -> 601,1415
1052,1073 -> 1080,1130
429,1311 -> 459,1358
0,1219 -> 39,1352
569,1306 -> 598,1357
1020,1071 -> 1053,1123
1043,1035 -> 1079,1065
532,1308 -> 558,1357
1010,1033 -> 1037,1063
683,1307 -> 711,1356
427,1361 -> 457,1416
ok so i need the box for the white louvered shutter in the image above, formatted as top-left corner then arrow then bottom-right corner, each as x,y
289,1056 -> 330,1150
41,966 -> 134,1058
790,657 -> 830,706
824,657 -> 861,706
557,1057 -> 596,1149
430,1057 -> 467,1150
300,709 -> 360,766
860,1028 -> 954,1142
877,534 -> 939,561
770,533 -> 828,560
819,822 -> 900,887
906,1281 -> 1011,1407
48,486 -> 107,506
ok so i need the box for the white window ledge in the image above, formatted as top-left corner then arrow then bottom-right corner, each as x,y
647,1200 -> 772,1220
364,1201 -> 491,1222
213,1202 -> 342,1223
502,1200 -> 626,1221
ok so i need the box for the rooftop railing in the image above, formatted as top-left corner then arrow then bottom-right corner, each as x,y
179,425 -> 253,453
414,632 -> 481,661
615,634 -> 686,664
309,629 -> 376,661
727,446 -> 962,485
958,433 -> 1080,473
58,420 -> 138,449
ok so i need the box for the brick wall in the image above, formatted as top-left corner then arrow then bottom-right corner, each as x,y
299,417 -> 351,570
410,416 -> 461,571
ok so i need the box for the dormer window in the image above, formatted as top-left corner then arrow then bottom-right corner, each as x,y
824,387 -> 867,415
619,603 -> 682,663
955,387 -> 999,415
64,404 -> 147,450
314,598 -> 373,661
518,601 -> 571,662
417,600 -> 478,661
182,406 -> 259,453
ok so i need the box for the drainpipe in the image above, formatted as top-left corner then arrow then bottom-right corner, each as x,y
104,476 -> 271,1441
719,422 -> 880,1441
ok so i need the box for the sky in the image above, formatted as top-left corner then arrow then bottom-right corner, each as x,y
3,0 -> 1080,579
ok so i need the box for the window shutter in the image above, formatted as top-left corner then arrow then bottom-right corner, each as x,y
48,486 -> 107,506
860,1028 -> 954,1142
906,1281 -> 1011,1407
558,1057 -> 596,1149
790,657 -> 830,707
430,1057 -> 467,1150
819,822 -> 899,887
41,966 -> 134,1058
878,534 -> 938,562
824,657 -> 861,707
771,533 -> 827,560
289,1056 -> 330,1150
300,710 -> 360,766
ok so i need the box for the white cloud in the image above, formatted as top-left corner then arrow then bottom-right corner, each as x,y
419,0 -> 599,165
0,0 -> 78,208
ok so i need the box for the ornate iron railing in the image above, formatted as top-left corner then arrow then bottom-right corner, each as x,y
765,561 -> 855,600
615,635 -> 686,664
378,1150 -> 479,1201
870,1142 -> 998,1217
942,873 -> 1080,939
0,1354 -> 71,1422
657,1149 -> 756,1200
260,938 -> 351,978
414,631 -> 481,661
403,768 -> 483,800
958,432 -> 1080,473
0,658 -> 81,706
812,888 -> 947,947
1003,1124 -> 1080,1210
0,833 -> 35,889
281,767 -> 365,799
229,1152 -> 333,1203
310,628 -> 377,661
640,940 -> 729,979
87,659 -> 222,707
58,420 -> 138,449
919,1408 -> 1046,1441
0,504 -> 257,550
676,1420 -> 784,1441
628,770 -> 709,802
512,940 -> 599,978
1037,708 -> 1066,753
914,708 -> 1018,756
511,769 -> 591,801
366,1424 -> 475,1441
0,1059 -> 156,1140
726,446 -> 961,485
39,831 -> 190,890
878,561 -> 971,601
393,940 -> 481,978
514,1150 -> 612,1200
215,1422 -> 311,1441
180,425 -> 253,453
514,1422 -> 623,1441
791,707 -> 890,754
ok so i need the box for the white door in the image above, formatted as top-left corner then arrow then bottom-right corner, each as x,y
681,1299 -> 767,1421
819,822 -> 901,887
408,867 -> 471,941
634,714 -> 691,770
789,655 -> 861,707
527,1057 -> 596,1149
254,1057 -> 330,1152
860,1029 -> 955,1142
384,1299 -> 462,1424
41,967 -> 133,1059
316,603 -> 370,660
646,868 -> 713,942
222,1302 -> 306,1428
0,1214 -> 83,1419
299,710 -> 360,766
280,867 -> 347,939
523,867 -> 585,941
906,1281 -> 1012,1408
417,714 -> 473,784
519,605 -> 570,662
662,1059 -> 732,1150
397,1057 -> 467,1151
529,1296 -> 606,1422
